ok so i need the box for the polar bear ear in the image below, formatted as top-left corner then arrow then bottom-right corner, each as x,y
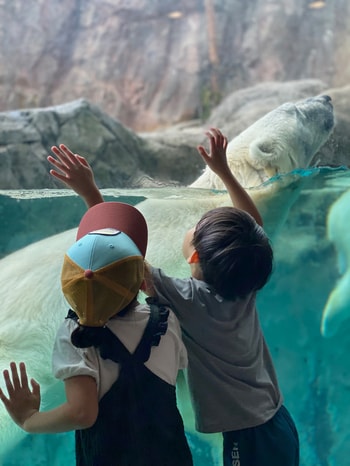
248,138 -> 284,167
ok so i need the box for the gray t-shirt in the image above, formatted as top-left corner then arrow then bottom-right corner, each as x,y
151,267 -> 283,433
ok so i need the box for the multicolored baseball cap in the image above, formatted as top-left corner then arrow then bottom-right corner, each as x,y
61,202 -> 148,327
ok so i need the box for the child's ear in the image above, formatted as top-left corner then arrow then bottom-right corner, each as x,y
187,250 -> 200,264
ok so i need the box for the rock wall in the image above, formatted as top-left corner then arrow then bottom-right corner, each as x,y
0,0 -> 349,131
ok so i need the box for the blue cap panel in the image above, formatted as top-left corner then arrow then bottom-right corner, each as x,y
67,230 -> 142,271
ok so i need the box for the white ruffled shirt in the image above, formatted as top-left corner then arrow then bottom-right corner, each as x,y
52,303 -> 187,400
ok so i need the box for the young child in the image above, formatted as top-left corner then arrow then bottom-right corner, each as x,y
0,202 -> 193,466
47,128 -> 299,466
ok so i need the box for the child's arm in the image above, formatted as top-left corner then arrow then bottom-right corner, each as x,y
197,128 -> 263,226
141,261 -> 157,297
48,144 -> 104,208
0,362 -> 98,433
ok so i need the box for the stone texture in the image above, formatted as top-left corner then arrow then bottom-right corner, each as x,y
1,80 -> 349,190
0,0 -> 349,131
0,99 -> 201,189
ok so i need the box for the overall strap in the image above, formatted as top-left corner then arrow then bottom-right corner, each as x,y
134,297 -> 169,363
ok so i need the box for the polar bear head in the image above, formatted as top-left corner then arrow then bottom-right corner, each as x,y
190,95 -> 334,190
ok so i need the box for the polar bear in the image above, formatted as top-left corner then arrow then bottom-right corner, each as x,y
0,94 -> 335,460
321,189 -> 350,338
191,94 -> 334,190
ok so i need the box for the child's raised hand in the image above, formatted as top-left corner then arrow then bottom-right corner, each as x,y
48,144 -> 95,192
48,144 -> 103,207
197,128 -> 229,177
0,362 -> 40,429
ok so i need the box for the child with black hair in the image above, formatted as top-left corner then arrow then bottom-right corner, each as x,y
0,202 -> 192,466
45,127 -> 299,466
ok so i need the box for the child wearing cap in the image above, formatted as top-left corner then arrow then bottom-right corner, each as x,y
45,127 -> 299,466
0,202 -> 193,466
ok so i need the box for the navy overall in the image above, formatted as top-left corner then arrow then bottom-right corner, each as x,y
69,300 -> 193,466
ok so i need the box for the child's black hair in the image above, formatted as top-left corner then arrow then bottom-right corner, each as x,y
192,207 -> 273,300
70,299 -> 137,348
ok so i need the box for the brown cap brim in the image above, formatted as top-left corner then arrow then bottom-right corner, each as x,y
77,202 -> 148,257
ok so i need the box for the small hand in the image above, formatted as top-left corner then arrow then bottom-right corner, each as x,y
48,144 -> 103,207
197,128 -> 229,176
198,128 -> 263,225
0,362 -> 40,429
48,144 -> 95,194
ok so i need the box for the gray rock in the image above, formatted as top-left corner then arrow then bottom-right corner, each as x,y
0,0 -> 349,131
0,99 -> 201,189
1,81 -> 349,190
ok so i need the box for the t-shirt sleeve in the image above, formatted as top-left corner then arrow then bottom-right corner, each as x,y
52,319 -> 100,385
150,267 -> 217,345
150,266 -> 194,321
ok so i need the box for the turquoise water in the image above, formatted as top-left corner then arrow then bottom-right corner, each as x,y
1,166 -> 350,465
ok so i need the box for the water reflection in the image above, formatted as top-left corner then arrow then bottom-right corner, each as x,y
1,166 -> 350,465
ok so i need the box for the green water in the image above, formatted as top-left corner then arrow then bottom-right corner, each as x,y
1,167 -> 350,465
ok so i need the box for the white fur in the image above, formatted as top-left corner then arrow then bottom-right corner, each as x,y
191,95 -> 334,190
0,95 -> 335,458
321,189 -> 350,337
